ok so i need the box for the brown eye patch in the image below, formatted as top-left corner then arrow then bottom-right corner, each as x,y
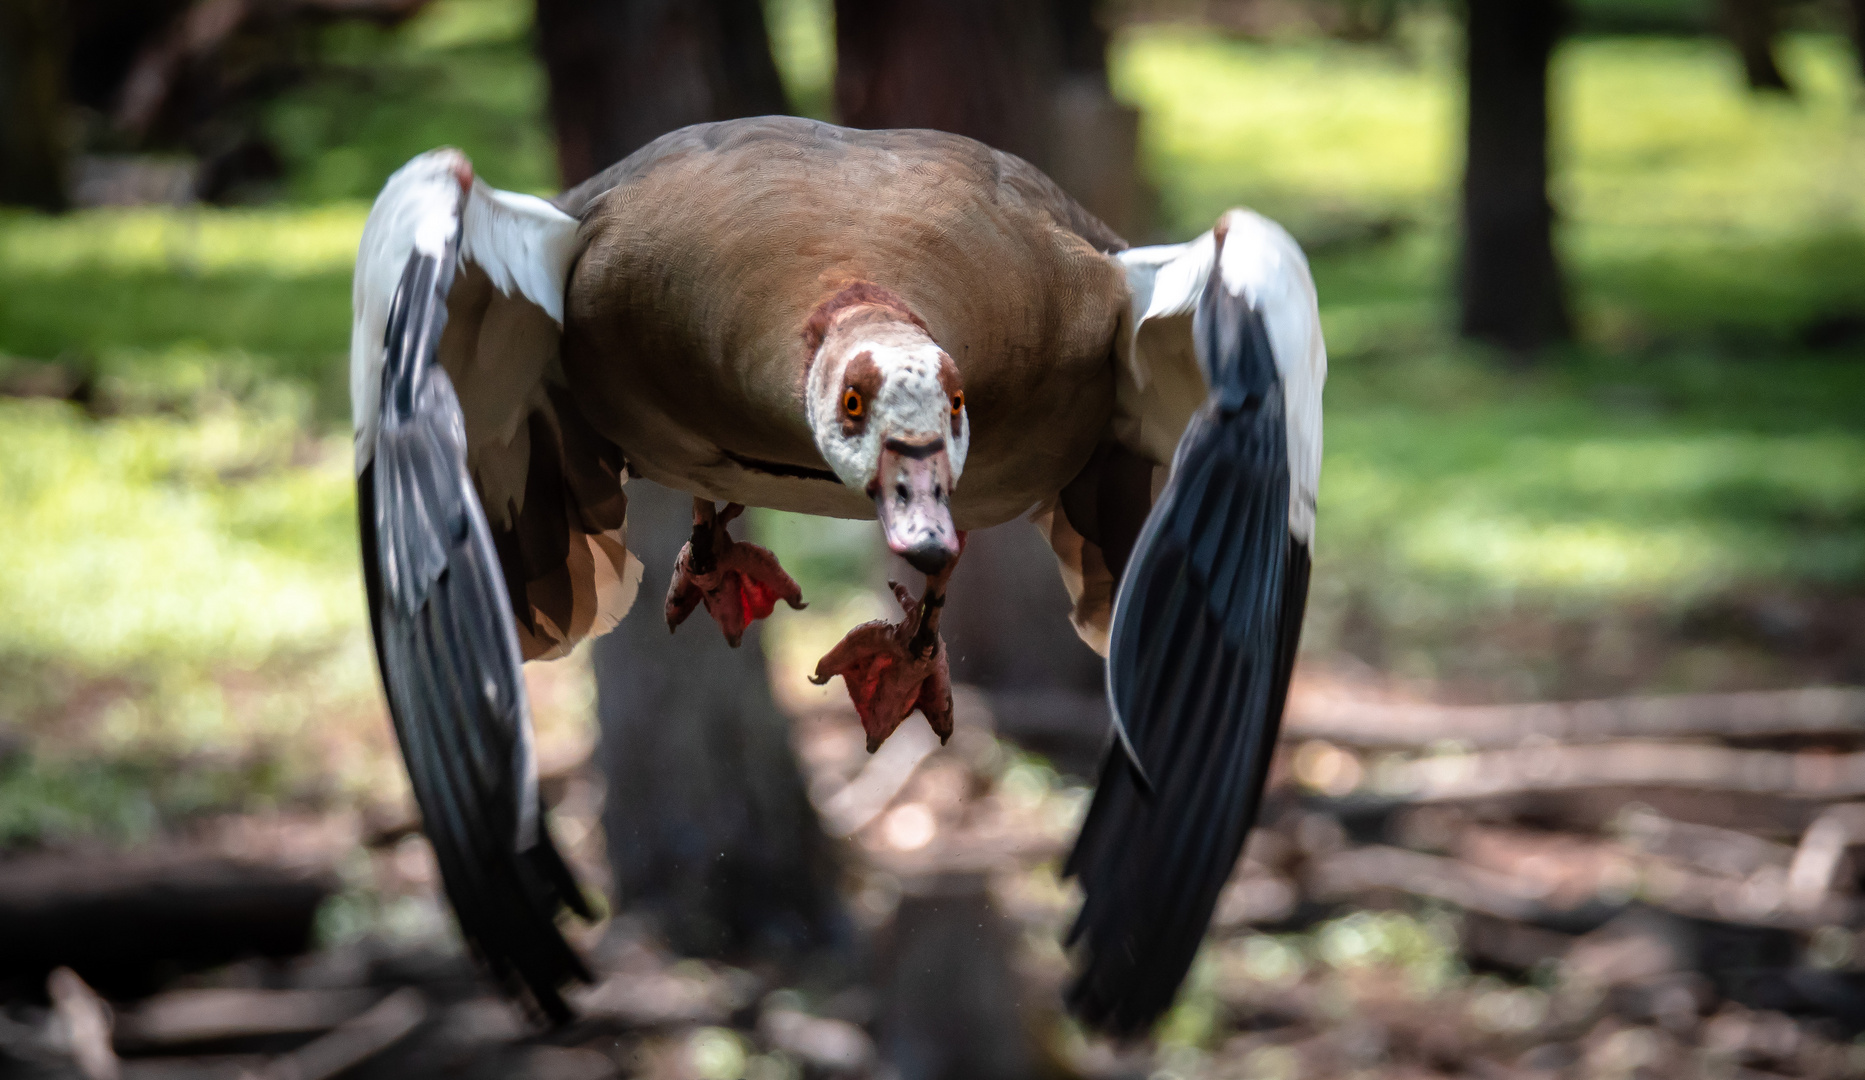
839,351 -> 881,437
936,353 -> 965,438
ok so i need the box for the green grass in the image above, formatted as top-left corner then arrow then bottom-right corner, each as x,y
2,3 -> 1863,838
0,396 -> 355,671
0,207 -> 363,415
0,387 -> 392,844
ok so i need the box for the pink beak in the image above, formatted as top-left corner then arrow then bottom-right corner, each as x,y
873,438 -> 959,574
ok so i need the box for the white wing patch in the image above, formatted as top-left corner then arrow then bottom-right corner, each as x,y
1112,209 -> 1327,543
350,150 -> 579,472
461,184 -> 578,325
1110,236 -> 1214,467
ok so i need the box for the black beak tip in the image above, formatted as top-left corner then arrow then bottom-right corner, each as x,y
901,543 -> 953,576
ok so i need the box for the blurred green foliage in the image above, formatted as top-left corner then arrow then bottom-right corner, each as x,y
0,0 -> 1862,840
266,0 -> 556,201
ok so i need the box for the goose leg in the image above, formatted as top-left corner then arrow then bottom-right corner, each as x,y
665,499 -> 806,647
809,536 -> 965,752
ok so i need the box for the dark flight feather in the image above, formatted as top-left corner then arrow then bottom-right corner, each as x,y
360,233 -> 591,1023
1064,270 -> 1312,1036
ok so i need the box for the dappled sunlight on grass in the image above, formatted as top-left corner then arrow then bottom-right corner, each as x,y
1321,356 -> 1865,615
0,398 -> 359,669
1119,23 -> 1865,239
0,394 -> 397,836
1113,25 -> 1458,238
401,0 -> 534,52
0,204 -> 366,277
1560,35 -> 1865,235
765,0 -> 838,121
0,210 -> 361,411
1405,514 -> 1737,596
1119,24 -> 1865,345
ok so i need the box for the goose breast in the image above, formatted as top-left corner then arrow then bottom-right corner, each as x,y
560,117 -> 1128,529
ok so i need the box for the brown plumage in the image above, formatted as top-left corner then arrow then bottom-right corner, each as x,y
556,118 -> 1129,530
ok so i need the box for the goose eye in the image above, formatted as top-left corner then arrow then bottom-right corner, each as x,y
950,392 -> 964,416
842,387 -> 863,417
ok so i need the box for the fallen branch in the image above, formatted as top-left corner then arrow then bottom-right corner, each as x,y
47,968 -> 118,1080
1373,742 -> 1865,803
260,987 -> 425,1080
1613,807 -> 1795,879
1309,838 -> 1857,935
815,720 -> 942,839
1308,845 -> 1565,925
0,851 -> 334,996
1288,687 -> 1865,750
114,988 -> 377,1052
1786,803 -> 1865,912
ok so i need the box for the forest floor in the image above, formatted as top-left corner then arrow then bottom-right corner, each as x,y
13,670 -> 1865,1079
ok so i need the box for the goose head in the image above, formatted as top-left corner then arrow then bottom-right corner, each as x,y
804,283 -> 969,574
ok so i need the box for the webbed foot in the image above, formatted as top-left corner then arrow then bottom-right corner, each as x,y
809,538 -> 964,752
666,500 -> 805,647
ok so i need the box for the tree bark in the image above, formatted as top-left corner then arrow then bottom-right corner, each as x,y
1721,0 -> 1793,93
835,0 -> 1056,170
0,0 -> 69,210
592,482 -> 845,961
533,0 -> 789,186
833,0 -> 1145,237
1459,0 -> 1570,352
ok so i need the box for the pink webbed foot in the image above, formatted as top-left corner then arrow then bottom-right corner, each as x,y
665,501 -> 805,647
810,582 -> 953,753
810,534 -> 965,753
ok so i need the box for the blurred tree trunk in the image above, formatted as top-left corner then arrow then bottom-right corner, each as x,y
0,0 -> 69,210
835,1 -> 1055,170
534,0 -> 788,186
536,1 -> 843,962
1460,0 -> 1570,352
1721,0 -> 1792,92
1853,0 -> 1865,81
871,879 -> 1038,1080
834,0 -> 1146,237
593,483 -> 845,960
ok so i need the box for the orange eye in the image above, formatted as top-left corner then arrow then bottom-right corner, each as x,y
950,392 -> 964,416
842,387 -> 863,416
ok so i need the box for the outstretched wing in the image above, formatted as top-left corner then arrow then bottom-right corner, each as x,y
1062,210 -> 1325,1035
352,150 -> 606,1021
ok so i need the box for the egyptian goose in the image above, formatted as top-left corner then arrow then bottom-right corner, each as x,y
351,117 -> 1324,1032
